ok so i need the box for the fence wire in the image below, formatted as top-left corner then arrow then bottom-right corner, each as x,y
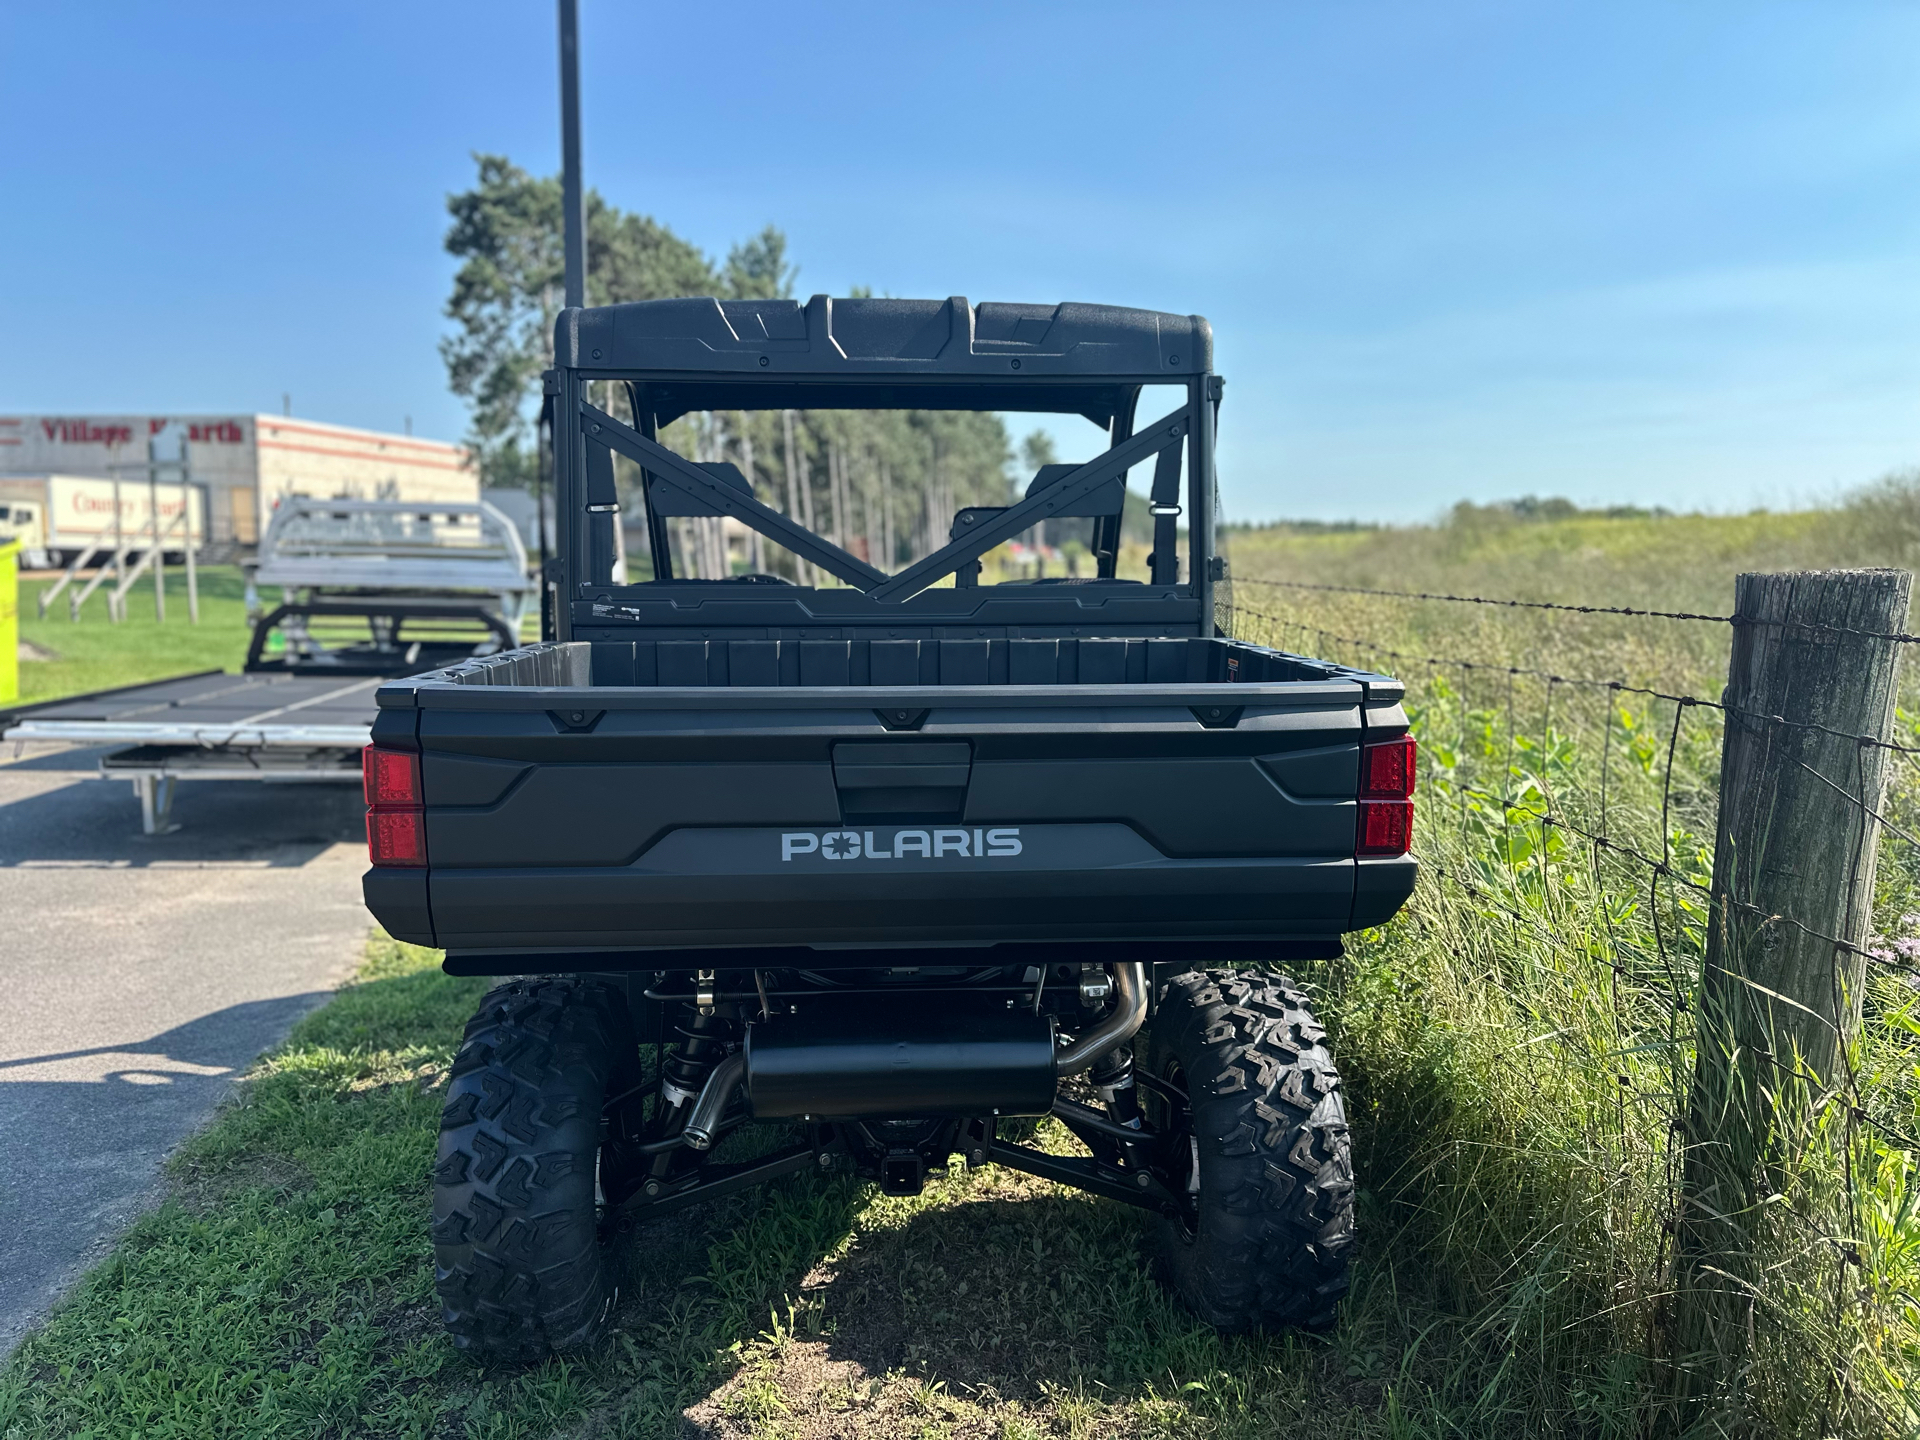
1237,574 -> 1737,624
1240,573 -> 1920,644
1231,578 -> 1920,1437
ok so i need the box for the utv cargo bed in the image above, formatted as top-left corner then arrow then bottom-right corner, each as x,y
364,634 -> 1416,958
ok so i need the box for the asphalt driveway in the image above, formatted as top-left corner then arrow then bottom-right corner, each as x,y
0,743 -> 371,1355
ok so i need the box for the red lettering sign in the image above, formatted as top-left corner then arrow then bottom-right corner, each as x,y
35,417 -> 243,447
40,419 -> 136,446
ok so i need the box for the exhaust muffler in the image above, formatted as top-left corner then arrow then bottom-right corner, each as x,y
680,963 -> 1148,1146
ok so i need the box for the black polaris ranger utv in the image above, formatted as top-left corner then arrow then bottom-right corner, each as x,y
360,295 -> 1418,1361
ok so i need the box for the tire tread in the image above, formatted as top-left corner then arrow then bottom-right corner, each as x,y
432,976 -> 635,1362
1149,967 -> 1355,1332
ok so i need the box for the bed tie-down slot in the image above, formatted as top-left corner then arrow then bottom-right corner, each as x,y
832,741 -> 972,820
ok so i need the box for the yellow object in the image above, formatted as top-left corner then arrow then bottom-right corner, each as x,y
0,537 -> 17,705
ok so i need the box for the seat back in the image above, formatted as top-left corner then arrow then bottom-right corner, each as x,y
650,461 -> 755,517
949,505 -> 1007,542
1025,462 -> 1125,518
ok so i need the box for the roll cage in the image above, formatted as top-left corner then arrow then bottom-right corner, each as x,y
542,295 -> 1223,643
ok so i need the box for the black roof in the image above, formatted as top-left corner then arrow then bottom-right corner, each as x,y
556,295 -> 1212,381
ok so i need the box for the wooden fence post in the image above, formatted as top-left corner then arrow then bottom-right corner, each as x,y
1675,568 -> 1910,1413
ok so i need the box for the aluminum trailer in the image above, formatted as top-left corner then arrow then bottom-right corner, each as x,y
245,497 -> 532,635
232,498 -> 532,680
3,669 -> 376,833
5,500 -> 535,831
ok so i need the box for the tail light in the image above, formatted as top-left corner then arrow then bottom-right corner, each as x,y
363,745 -> 426,867
1358,735 -> 1415,856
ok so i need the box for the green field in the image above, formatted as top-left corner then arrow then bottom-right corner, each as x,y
11,562 -> 547,708
1223,489 -> 1920,1438
14,565 -> 256,706
5,495 -> 1920,1437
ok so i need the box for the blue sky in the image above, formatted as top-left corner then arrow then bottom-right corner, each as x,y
1,2 -> 1914,522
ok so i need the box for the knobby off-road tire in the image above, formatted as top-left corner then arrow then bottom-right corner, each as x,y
1147,967 -> 1356,1332
432,976 -> 639,1362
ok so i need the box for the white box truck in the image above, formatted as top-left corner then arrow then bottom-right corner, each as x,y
0,474 -> 206,568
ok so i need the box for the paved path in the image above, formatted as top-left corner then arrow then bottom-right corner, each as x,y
0,743 -> 371,1355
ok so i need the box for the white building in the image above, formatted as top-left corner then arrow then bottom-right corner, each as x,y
0,413 -> 477,546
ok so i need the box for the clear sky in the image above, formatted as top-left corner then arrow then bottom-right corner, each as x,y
1,2 -> 1914,522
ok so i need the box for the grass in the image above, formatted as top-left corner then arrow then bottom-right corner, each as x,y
14,565 -> 255,705
9,490 -> 1920,1436
1222,488 -> 1920,1437
11,561 -> 541,708
0,937 -> 1517,1440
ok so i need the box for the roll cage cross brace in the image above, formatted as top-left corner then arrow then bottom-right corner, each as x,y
545,365 -> 1223,634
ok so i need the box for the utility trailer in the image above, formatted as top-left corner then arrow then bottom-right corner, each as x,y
4,500 -> 532,833
358,295 -> 1419,1361
0,473 -> 206,572
4,669 -> 382,833
243,496 -> 531,671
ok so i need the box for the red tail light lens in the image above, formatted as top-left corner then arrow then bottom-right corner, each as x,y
363,745 -> 425,867
363,747 -> 420,807
367,809 -> 426,866
1359,799 -> 1414,856
1358,736 -> 1415,856
1361,736 -> 1416,799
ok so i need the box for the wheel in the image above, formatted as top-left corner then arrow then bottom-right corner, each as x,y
1145,967 -> 1355,1332
432,976 -> 640,1362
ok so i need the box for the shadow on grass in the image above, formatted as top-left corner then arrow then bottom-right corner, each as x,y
623,1154 -> 1406,1440
799,1189 -> 1158,1397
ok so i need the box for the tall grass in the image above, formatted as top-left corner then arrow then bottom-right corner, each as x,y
1229,483 -> 1920,1436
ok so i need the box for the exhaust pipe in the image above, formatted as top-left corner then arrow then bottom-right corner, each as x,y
681,963 -> 1146,1141
1053,961 -> 1147,1075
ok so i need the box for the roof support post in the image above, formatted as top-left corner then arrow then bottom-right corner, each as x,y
1193,376 -> 1217,635
555,370 -> 584,637
558,0 -> 586,310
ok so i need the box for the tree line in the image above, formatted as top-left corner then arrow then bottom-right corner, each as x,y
440,154 -> 1016,578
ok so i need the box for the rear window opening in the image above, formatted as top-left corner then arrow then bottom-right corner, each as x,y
565,373 -> 1203,605
583,403 -> 1184,592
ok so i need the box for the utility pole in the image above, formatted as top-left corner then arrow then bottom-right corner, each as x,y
182,433 -> 200,624
558,0 -> 586,310
148,467 -> 165,622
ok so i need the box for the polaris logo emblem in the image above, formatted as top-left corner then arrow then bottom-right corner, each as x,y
782,827 -> 1022,861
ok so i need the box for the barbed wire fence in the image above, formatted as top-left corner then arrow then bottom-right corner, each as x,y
1228,570 -> 1920,1436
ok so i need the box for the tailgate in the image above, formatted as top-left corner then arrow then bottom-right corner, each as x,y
364,680 -> 1416,954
